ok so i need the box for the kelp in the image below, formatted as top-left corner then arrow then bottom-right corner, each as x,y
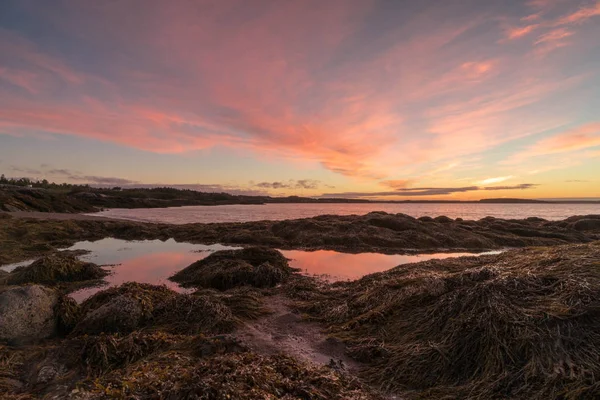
292,242 -> 600,399
6,252 -> 107,286
80,346 -> 380,399
170,247 -> 295,290
72,282 -> 270,336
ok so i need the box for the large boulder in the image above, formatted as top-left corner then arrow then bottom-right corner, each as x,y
0,285 -> 59,343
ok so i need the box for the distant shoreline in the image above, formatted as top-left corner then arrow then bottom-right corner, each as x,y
2,183 -> 599,214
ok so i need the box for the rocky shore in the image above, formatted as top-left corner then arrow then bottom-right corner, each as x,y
1,241 -> 600,398
1,211 -> 599,265
2,212 -> 600,399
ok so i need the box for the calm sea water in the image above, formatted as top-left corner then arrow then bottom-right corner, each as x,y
0,238 -> 499,301
88,203 -> 600,224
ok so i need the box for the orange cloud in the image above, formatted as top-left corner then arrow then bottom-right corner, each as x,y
506,123 -> 600,164
0,0 -> 599,185
477,176 -> 513,185
380,180 -> 414,190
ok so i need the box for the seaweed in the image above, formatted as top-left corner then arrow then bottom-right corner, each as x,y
72,282 -> 267,336
293,242 -> 600,399
80,347 -> 381,399
170,247 -> 294,290
6,252 -> 108,286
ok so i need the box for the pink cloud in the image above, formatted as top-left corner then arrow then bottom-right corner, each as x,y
504,0 -> 600,52
505,24 -> 539,39
555,1 -> 600,25
0,0 -> 599,183
0,67 -> 40,94
535,27 -> 574,44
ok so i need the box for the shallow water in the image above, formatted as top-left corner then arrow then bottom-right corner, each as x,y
1,238 -> 501,302
88,202 -> 600,224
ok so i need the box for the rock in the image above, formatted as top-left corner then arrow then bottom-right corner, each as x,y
367,214 -> 418,231
36,362 -> 66,384
0,285 -> 59,343
526,217 -> 547,222
572,219 -> 600,231
434,216 -> 453,223
73,295 -> 143,335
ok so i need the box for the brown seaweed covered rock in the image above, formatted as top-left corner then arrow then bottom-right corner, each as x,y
293,242 -> 600,399
170,247 -> 293,290
77,342 -> 380,400
72,283 -> 240,336
6,252 -> 107,286
0,285 -> 59,343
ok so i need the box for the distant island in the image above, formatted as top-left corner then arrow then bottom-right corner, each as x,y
1,176 -> 598,212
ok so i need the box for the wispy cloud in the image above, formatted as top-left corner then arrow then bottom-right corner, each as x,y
505,122 -> 600,163
380,180 -> 414,190
0,0 -> 598,188
483,183 -> 538,190
321,184 -> 539,198
7,165 -> 139,186
505,0 -> 600,55
254,179 -> 329,190
477,176 -> 513,185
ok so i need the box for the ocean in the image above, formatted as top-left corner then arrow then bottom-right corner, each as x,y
88,202 -> 600,224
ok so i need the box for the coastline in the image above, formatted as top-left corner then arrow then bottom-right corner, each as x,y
2,211 -> 600,265
1,211 -> 600,399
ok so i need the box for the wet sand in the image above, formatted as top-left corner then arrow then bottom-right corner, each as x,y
236,294 -> 360,371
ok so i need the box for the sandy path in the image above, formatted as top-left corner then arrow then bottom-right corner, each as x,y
235,294 -> 361,372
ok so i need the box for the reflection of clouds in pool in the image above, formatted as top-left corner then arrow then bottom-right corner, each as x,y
282,250 -> 501,282
69,239 -> 240,302
2,237 -> 501,302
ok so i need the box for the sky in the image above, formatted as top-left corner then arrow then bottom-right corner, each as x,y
0,0 -> 599,200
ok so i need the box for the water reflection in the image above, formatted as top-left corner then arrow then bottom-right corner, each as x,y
284,249 -> 501,281
0,238 -> 501,302
69,239 -> 239,302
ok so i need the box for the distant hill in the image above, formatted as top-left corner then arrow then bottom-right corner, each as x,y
478,198 -> 548,204
1,177 -> 598,212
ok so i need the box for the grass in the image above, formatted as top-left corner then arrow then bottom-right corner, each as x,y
170,247 -> 295,290
291,241 -> 600,399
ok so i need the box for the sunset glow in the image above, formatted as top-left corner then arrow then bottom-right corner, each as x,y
1,0 -> 599,199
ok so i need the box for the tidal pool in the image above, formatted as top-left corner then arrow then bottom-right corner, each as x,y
1,238 -> 501,302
